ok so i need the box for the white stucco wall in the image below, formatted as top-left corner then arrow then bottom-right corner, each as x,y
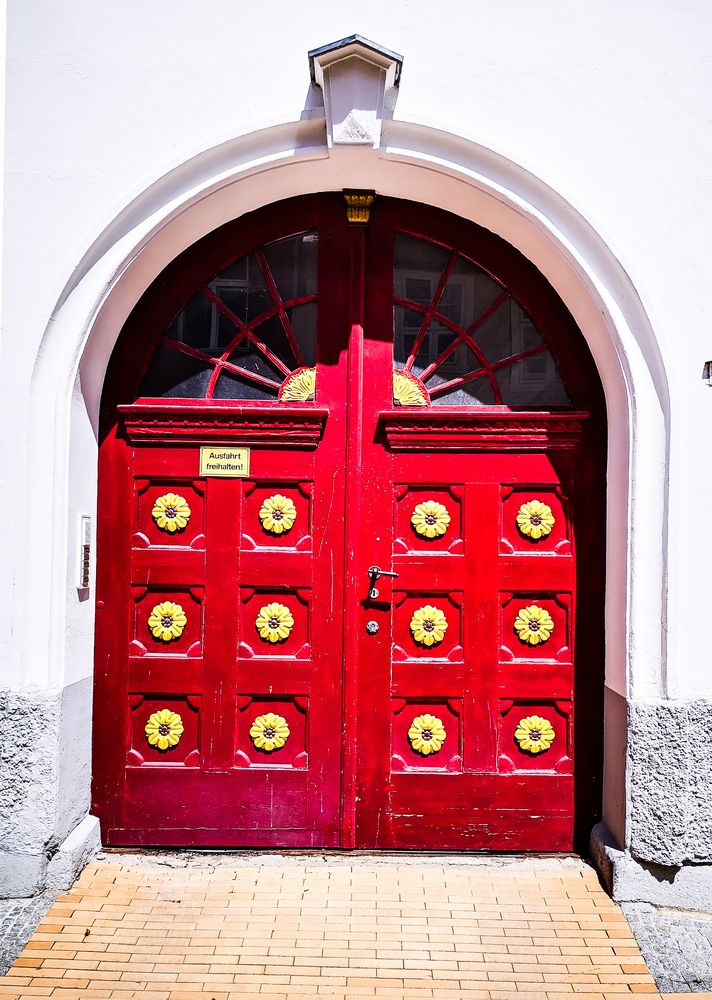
1,0 -> 711,766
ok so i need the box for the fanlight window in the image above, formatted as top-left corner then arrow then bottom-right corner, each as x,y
138,225 -> 570,408
139,231 -> 318,401
392,233 -> 570,406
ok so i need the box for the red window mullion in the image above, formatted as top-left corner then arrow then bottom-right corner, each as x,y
403,252 -> 458,372
255,249 -> 305,368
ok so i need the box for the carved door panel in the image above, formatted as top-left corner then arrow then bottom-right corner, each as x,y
110,412 -> 344,846
354,431 -> 583,850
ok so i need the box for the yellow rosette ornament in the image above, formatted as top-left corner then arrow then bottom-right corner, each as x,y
513,604 -> 554,646
145,709 -> 184,751
514,715 -> 556,754
411,500 -> 451,539
410,605 -> 448,647
516,499 -> 555,540
408,714 -> 447,755
151,492 -> 191,533
148,601 -> 187,642
279,367 -> 316,401
259,494 -> 297,535
393,369 -> 428,406
249,713 -> 290,752
255,602 -> 294,643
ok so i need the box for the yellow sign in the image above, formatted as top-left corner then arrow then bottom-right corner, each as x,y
199,446 -> 250,477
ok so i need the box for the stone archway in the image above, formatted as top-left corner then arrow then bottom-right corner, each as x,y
10,43 -> 667,890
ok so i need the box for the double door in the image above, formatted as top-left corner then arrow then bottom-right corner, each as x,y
93,195 -> 602,849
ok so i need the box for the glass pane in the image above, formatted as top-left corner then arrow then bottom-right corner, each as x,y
288,302 -> 317,367
474,299 -> 545,364
139,344 -> 212,398
422,338 -> 481,390
261,230 -> 318,301
438,257 -> 503,327
226,332 -> 286,386
209,252 -> 271,325
165,254 -> 273,358
497,351 -> 570,406
394,305 -> 426,371
432,375 -> 496,406
164,291 -> 217,354
394,233 -> 451,307
244,313 -> 297,371
212,370 -> 279,401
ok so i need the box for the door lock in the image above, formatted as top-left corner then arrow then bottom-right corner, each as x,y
367,565 -> 398,600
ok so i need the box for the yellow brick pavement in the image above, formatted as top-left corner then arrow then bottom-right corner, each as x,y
0,854 -> 703,999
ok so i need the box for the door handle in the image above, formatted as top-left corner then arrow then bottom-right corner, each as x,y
367,565 -> 398,600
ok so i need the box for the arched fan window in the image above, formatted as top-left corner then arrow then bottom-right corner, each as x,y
392,233 -> 570,406
139,230 -> 318,401
138,224 -> 571,408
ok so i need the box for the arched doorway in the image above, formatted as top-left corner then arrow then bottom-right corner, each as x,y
92,193 -> 606,850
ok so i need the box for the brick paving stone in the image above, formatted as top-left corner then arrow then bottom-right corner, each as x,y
0,853 -> 671,998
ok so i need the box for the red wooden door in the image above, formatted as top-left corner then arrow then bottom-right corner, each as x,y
93,195 -> 604,850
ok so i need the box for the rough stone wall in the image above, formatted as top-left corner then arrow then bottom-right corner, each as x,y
629,700 -> 712,866
0,691 -> 60,895
0,681 -> 95,897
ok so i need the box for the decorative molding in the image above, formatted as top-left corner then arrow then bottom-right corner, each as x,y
249,713 -> 290,752
308,35 -> 403,149
147,601 -> 187,643
410,605 -> 449,648
119,403 -> 327,447
513,604 -> 555,646
379,409 -> 589,451
408,714 -> 447,756
514,715 -> 556,754
255,602 -> 295,644
152,492 -> 192,533
411,500 -> 451,539
393,369 -> 429,405
343,190 -> 375,224
145,709 -> 184,751
516,499 -> 555,540
259,494 -> 297,535
278,366 -> 316,401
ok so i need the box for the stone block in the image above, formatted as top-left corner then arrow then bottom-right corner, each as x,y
46,814 -> 100,891
592,821 -> 712,910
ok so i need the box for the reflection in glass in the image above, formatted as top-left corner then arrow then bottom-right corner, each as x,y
475,299 -> 545,364
288,303 -> 317,367
212,370 -> 278,401
394,234 -> 451,309
262,231 -> 318,301
431,375 -> 496,406
420,339 -> 480,389
240,314 -> 297,373
498,353 -> 570,407
140,345 -> 212,398
437,256 -> 503,326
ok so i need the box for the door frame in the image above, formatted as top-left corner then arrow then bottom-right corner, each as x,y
92,193 -> 607,851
